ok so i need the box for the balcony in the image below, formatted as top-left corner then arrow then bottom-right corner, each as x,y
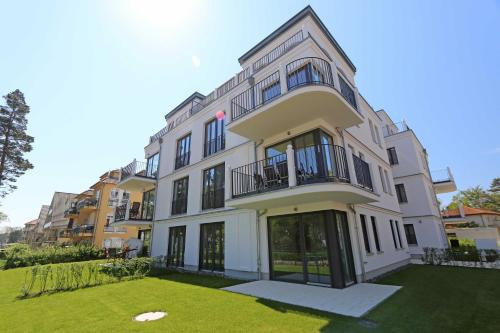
382,121 -> 410,137
76,198 -> 97,213
432,167 -> 457,194
104,226 -> 127,233
64,206 -> 78,217
113,201 -> 153,226
72,225 -> 94,237
117,159 -> 157,192
227,57 -> 363,141
227,144 -> 377,209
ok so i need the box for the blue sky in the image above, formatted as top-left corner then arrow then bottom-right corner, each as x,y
0,0 -> 499,228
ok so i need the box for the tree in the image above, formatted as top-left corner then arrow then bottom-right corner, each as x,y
0,90 -> 34,197
447,182 -> 500,212
490,178 -> 500,193
0,205 -> 7,224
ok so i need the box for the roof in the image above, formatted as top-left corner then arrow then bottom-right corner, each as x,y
442,206 -> 500,218
238,5 -> 356,73
24,219 -> 38,225
164,91 -> 205,120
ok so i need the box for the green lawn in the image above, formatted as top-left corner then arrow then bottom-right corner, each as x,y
0,264 -> 499,332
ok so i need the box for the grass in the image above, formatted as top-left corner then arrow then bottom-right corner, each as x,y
0,263 -> 499,332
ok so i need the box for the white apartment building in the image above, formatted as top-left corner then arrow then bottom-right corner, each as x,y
377,112 -> 457,257
115,6 -> 419,288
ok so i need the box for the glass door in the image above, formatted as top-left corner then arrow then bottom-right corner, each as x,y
167,226 -> 186,267
303,213 -> 332,285
199,222 -> 225,271
335,212 -> 356,286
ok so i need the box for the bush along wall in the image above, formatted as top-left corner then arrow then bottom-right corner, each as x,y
4,244 -> 105,269
18,257 -> 153,299
422,247 -> 499,267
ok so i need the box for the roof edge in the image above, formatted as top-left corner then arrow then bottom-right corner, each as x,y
164,91 -> 205,120
238,5 -> 356,73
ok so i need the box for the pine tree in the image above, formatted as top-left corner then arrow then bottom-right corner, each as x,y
0,89 -> 34,197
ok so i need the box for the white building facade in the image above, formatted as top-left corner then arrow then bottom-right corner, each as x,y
377,111 -> 457,257
125,6 -> 420,288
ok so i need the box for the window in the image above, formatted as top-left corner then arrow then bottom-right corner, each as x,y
379,166 -> 388,193
199,222 -> 224,271
175,134 -> 191,169
287,63 -> 325,90
167,226 -> 186,267
374,125 -> 382,147
140,189 -> 155,220
108,189 -> 119,207
262,81 -> 281,103
360,214 -> 371,253
172,177 -> 189,215
204,117 -> 225,157
371,216 -> 381,252
395,184 -> 408,203
384,170 -> 392,195
387,147 -> 398,165
146,153 -> 159,178
202,164 -> 225,210
338,75 -> 357,109
395,220 -> 403,248
120,191 -> 130,205
404,224 -> 418,245
369,119 -> 376,144
389,220 -> 398,249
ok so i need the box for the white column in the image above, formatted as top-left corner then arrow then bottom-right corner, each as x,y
278,63 -> 288,95
125,200 -> 130,221
286,145 -> 297,187
346,148 -> 357,186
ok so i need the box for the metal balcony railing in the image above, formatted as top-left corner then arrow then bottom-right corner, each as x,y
76,198 -> 97,211
338,76 -> 357,110
231,71 -> 281,120
232,153 -> 289,198
382,121 -> 410,137
253,30 -> 304,73
286,57 -> 334,90
175,152 -> 190,170
114,201 -> 153,222
121,159 -> 157,181
352,155 -> 373,191
431,167 -> 454,184
295,144 -> 350,185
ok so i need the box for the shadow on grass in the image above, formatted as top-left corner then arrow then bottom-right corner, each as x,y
148,268 -> 243,289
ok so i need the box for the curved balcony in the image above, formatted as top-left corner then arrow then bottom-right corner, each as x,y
227,57 -> 363,141
227,144 -> 377,209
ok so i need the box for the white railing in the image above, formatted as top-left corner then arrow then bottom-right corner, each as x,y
382,121 -> 410,137
431,167 -> 454,183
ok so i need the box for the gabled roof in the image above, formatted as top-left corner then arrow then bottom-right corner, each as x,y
238,5 -> 356,73
442,206 -> 500,218
164,91 -> 205,120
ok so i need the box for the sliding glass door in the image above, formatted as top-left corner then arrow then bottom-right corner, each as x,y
268,210 -> 355,288
167,226 -> 186,267
199,222 -> 225,271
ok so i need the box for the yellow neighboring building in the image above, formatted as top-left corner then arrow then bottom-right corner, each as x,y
63,170 -> 146,250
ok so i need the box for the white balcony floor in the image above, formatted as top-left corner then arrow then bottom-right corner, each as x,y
222,280 -> 401,317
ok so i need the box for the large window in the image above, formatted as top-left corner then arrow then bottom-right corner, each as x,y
146,153 -> 159,178
261,81 -> 281,103
204,117 -> 225,157
360,214 -> 371,254
387,147 -> 398,165
389,220 -> 398,249
371,216 -> 381,252
167,226 -> 186,267
172,177 -> 189,215
395,184 -> 408,203
140,189 -> 155,220
175,134 -> 191,169
338,75 -> 357,109
404,224 -> 418,245
395,220 -> 403,248
202,164 -> 225,210
199,222 -> 224,271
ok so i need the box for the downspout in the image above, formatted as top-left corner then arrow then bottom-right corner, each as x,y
254,140 -> 264,280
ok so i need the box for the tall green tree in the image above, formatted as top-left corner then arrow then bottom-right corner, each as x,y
0,90 -> 34,197
490,178 -> 500,193
447,182 -> 500,212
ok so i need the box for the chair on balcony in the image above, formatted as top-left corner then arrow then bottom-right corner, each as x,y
263,165 -> 280,188
253,173 -> 265,192
129,202 -> 141,219
275,160 -> 288,184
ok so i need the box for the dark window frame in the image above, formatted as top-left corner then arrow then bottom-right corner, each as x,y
389,219 -> 398,249
140,189 -> 155,220
172,177 -> 189,215
387,147 -> 399,166
146,153 -> 160,178
360,214 -> 371,254
202,163 -> 225,210
199,222 -> 225,272
204,117 -> 225,157
371,216 -> 381,252
395,220 -> 403,248
167,226 -> 186,267
175,133 -> 191,169
395,183 -> 408,203
404,224 -> 418,245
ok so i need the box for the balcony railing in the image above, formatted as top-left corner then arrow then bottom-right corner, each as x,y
286,57 -> 334,90
295,144 -> 350,185
171,198 -> 188,215
121,159 -> 157,181
432,167 -> 454,184
253,30 -> 304,73
338,76 -> 357,110
231,71 -> 281,120
64,206 -> 78,217
175,152 -> 190,170
352,155 -> 373,191
76,198 -> 97,211
114,201 -> 153,222
72,225 -> 94,235
204,134 -> 226,157
382,121 -> 410,137
232,153 -> 288,198
104,226 -> 127,233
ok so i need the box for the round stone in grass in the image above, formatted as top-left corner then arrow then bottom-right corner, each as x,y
134,312 -> 167,322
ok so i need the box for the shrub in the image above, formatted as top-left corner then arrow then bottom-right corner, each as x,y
4,244 -> 104,269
